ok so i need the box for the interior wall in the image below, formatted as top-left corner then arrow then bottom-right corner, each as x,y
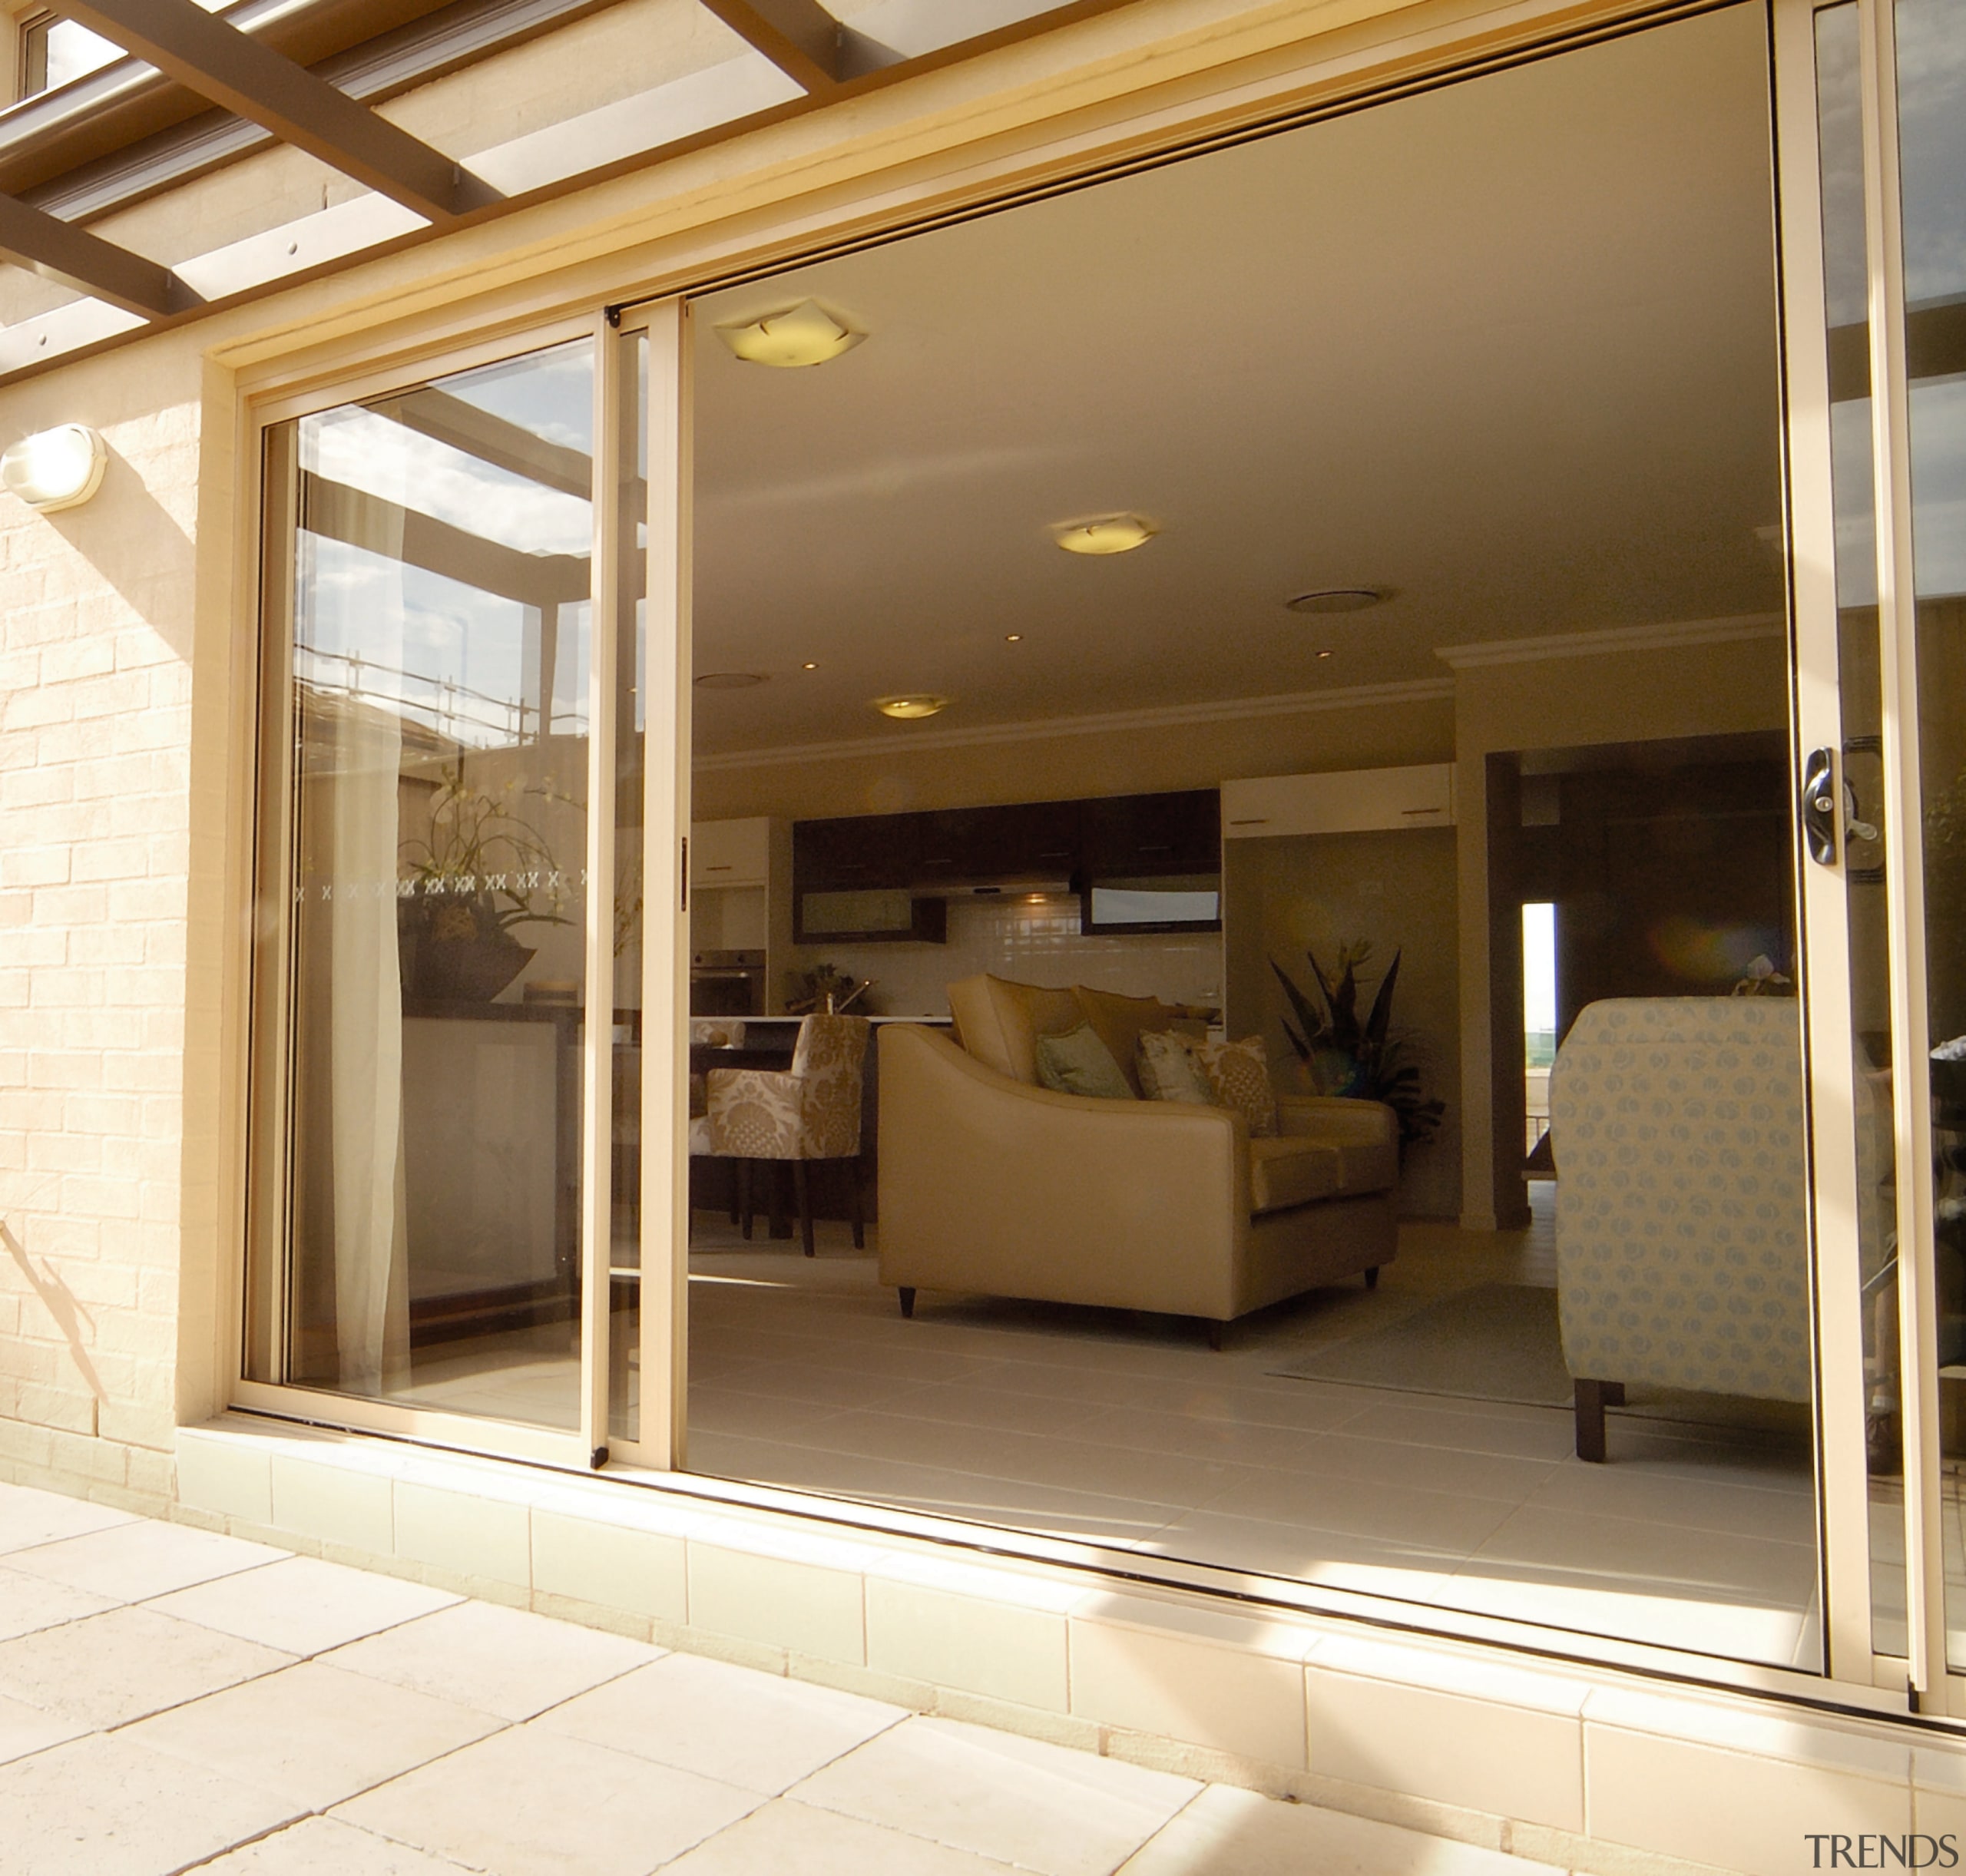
1451,630 -> 1792,1229
689,690 -> 1457,823
1225,828 -> 1461,1219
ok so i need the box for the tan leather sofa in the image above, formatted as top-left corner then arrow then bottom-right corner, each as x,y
878,975 -> 1399,1343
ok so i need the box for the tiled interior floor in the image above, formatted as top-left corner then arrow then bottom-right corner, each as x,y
0,1484 -> 1559,1876
687,1189 -> 1826,1669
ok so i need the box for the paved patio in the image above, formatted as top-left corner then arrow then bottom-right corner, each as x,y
0,1480 -> 1555,1875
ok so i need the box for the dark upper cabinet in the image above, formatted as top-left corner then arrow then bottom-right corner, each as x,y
793,814 -> 919,892
792,790 -> 1220,930
911,799 -> 1083,884
1081,790 -> 1220,878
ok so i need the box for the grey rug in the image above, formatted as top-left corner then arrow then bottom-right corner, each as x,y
1269,1283 -> 1573,1408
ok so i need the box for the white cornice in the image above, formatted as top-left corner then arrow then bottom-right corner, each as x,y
693,677 -> 1456,773
1434,614 -> 1786,670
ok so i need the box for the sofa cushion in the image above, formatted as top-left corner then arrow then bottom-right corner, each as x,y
1248,1137 -> 1344,1214
1035,1022 -> 1135,1100
947,974 -> 1081,1085
1335,1139 -> 1399,1193
1137,1028 -> 1216,1105
1196,1036 -> 1279,1137
1072,984 -> 1203,1096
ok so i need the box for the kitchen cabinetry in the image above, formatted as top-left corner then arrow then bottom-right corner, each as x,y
791,789 -> 1221,940
689,817 -> 793,1005
1220,765 -> 1455,839
688,816 -> 772,888
1081,790 -> 1220,876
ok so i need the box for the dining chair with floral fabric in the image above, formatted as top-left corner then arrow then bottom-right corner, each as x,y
694,1013 -> 870,1256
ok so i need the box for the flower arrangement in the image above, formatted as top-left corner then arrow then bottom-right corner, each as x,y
1270,939 -> 1445,1153
399,764 -> 576,935
398,764 -> 577,999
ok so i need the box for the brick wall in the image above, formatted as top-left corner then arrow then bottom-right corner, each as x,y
0,340 -> 208,1511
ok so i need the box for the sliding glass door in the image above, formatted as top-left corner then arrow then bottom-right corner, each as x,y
243,313 -> 677,1469
1781,0 -> 1966,1701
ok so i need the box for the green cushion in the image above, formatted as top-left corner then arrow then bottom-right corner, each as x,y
1034,1022 -> 1135,1100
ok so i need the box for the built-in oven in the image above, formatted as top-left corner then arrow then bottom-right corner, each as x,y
690,949 -> 766,1017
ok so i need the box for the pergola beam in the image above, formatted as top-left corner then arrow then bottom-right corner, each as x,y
697,0 -> 846,90
0,193 -> 191,319
54,0 -> 495,223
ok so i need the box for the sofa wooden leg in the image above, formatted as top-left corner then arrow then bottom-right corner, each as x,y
794,1161 -> 814,1257
1364,1266 -> 1381,1291
899,1286 -> 915,1319
1575,1378 -> 1610,1462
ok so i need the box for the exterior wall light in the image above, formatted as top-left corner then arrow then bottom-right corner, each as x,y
2,425 -> 108,512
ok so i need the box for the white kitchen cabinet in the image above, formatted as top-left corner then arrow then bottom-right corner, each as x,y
689,816 -> 773,888
1220,763 -> 1455,839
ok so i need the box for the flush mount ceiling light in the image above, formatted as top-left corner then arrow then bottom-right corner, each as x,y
713,300 -> 866,369
1051,514 -> 1156,556
694,671 -> 770,690
1286,587 -> 1392,614
872,694 -> 949,720
2,424 -> 106,512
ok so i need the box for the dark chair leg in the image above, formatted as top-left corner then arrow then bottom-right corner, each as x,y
899,1285 -> 915,1319
727,1160 -> 740,1225
794,1161 -> 815,1257
1574,1378 -> 1610,1462
848,1158 -> 866,1251
1364,1266 -> 1381,1290
738,1160 -> 753,1240
769,1163 -> 790,1240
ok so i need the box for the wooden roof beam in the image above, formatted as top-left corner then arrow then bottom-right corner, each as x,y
52,0 -> 497,222
697,0 -> 847,91
0,192 -> 194,318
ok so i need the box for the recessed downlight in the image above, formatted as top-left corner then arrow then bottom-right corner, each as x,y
1316,649 -> 1335,659
1005,634 -> 1023,643
873,694 -> 949,720
1285,587 -> 1392,614
694,671 -> 770,690
1052,514 -> 1156,556
713,299 -> 866,369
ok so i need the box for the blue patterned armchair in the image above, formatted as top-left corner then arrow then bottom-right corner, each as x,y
1550,997 -> 1811,1461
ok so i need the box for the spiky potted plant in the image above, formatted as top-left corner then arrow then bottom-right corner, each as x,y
1270,939 -> 1445,1156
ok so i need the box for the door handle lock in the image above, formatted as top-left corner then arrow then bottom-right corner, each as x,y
1802,746 -> 1838,866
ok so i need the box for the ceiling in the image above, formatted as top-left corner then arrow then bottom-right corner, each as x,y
690,2 -> 1786,760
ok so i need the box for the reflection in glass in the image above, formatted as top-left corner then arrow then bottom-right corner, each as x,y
270,338 -> 596,1430
1895,0 -> 1966,1666
1815,0 -> 1911,1661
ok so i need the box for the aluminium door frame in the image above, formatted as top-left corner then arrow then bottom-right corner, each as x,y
224,0 -> 1942,1711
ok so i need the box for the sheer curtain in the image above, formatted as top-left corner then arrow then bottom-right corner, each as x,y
326,697 -> 411,1391
296,419 -> 414,1394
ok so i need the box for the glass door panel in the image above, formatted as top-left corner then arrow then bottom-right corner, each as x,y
1809,0 -> 1911,1662
611,328 -> 650,1448
252,336 -> 599,1434
1893,0 -> 1966,1669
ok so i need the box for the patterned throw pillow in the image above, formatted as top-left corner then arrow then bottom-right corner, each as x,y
1196,1036 -> 1279,1137
1136,1028 -> 1217,1107
1034,1022 -> 1136,1100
